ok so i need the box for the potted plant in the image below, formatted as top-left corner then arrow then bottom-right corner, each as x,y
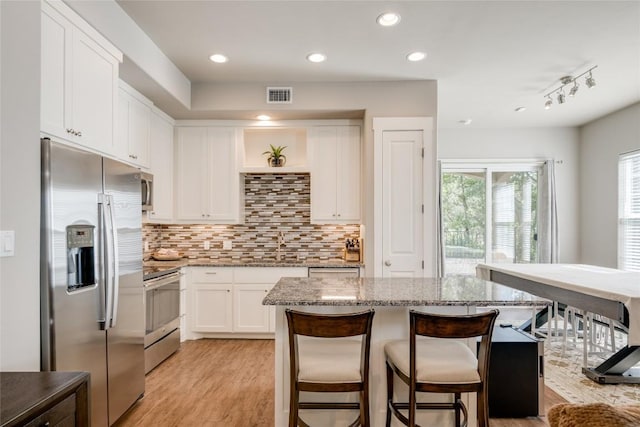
263,144 -> 287,167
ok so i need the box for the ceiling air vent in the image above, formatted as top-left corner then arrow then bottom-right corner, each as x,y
267,87 -> 292,104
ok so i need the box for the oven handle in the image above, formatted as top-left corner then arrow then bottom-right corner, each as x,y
144,272 -> 181,290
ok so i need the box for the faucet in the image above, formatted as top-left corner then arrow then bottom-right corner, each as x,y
276,231 -> 285,261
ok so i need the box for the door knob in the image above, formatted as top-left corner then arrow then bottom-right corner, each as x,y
384,260 -> 392,266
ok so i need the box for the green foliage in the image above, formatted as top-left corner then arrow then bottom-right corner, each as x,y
262,144 -> 287,160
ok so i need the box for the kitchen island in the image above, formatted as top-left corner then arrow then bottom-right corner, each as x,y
263,276 -> 551,427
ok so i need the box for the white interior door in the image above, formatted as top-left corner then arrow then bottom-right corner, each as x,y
382,130 -> 424,277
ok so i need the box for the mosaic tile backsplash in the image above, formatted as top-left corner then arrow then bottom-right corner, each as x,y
143,173 -> 360,263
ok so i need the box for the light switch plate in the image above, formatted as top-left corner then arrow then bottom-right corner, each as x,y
0,230 -> 15,257
204,241 -> 211,250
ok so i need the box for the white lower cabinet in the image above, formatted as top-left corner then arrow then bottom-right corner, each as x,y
233,284 -> 271,333
187,266 -> 307,336
189,268 -> 234,333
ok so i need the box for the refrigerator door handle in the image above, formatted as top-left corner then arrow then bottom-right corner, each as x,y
107,194 -> 120,327
100,193 -> 120,329
98,195 -> 109,330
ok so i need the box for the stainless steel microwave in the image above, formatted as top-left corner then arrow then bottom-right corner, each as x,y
141,172 -> 153,211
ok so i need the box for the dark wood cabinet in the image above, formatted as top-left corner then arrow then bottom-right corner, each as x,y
0,372 -> 89,427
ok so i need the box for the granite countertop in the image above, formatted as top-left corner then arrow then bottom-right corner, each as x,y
143,258 -> 363,280
262,276 -> 552,307
143,259 -> 364,269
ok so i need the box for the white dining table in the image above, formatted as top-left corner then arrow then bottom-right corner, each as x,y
477,263 -> 640,384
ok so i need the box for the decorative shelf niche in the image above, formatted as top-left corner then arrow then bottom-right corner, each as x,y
241,128 -> 309,173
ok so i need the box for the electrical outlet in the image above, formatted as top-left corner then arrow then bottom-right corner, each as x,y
144,241 -> 149,252
223,240 -> 232,250
204,241 -> 210,250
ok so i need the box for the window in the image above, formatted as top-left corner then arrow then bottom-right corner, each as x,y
618,150 -> 640,271
441,162 -> 541,275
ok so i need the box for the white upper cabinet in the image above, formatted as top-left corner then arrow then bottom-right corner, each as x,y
175,127 -> 241,223
310,125 -> 361,223
41,0 -> 122,156
147,108 -> 174,222
116,81 -> 151,169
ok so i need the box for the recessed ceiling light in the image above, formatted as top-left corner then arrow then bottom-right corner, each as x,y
407,52 -> 426,62
209,54 -> 228,63
306,53 -> 327,63
257,115 -> 271,121
515,107 -> 526,112
377,12 -> 401,27
458,119 -> 472,125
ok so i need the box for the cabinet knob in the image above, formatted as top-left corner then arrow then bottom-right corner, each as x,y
76,130 -> 82,137
337,213 -> 341,217
202,214 -> 206,217
384,260 -> 392,266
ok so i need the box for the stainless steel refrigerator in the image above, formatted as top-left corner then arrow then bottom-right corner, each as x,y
40,138 -> 145,426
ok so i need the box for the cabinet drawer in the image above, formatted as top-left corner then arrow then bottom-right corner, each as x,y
234,267 -> 307,283
25,393 -> 76,427
190,267 -> 233,283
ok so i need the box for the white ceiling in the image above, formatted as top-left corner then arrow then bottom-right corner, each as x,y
115,0 -> 640,128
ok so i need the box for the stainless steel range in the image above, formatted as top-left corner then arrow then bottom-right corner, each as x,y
143,267 -> 181,374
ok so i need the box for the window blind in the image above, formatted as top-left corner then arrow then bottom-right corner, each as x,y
619,150 -> 640,271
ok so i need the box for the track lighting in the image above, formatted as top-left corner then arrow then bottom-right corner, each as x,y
543,65 -> 597,109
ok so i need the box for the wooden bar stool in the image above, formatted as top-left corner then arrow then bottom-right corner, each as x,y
286,309 -> 375,427
385,309 -> 499,427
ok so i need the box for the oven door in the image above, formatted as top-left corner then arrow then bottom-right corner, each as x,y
144,272 -> 180,347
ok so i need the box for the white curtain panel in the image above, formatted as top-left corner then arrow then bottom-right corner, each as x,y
435,160 -> 445,277
538,160 -> 558,263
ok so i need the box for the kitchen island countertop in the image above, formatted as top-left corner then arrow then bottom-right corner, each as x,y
262,275 -> 551,307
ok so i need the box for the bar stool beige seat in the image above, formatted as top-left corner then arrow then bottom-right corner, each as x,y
385,310 -> 499,427
286,309 -> 375,427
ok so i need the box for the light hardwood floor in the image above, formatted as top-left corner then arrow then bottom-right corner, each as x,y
115,339 -> 566,427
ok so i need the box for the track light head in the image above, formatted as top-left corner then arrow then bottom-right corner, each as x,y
557,91 -> 566,104
586,72 -> 596,88
544,96 -> 553,110
569,82 -> 579,97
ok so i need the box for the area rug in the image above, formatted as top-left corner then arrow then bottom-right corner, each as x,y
541,328 -> 640,405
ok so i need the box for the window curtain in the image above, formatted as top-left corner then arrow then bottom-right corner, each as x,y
538,160 -> 558,263
619,150 -> 640,271
436,160 -> 445,277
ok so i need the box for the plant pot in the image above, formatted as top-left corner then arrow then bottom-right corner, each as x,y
268,157 -> 286,167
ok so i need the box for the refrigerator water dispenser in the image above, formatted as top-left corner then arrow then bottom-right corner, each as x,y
66,224 -> 96,290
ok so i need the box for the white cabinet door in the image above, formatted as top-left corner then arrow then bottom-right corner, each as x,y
126,94 -> 151,168
116,84 -> 151,168
191,284 -> 233,332
175,127 -> 240,223
175,127 -> 209,220
336,126 -> 361,222
40,1 -> 120,156
71,30 -> 118,154
147,110 -> 174,222
233,284 -> 270,333
310,125 -> 361,223
206,128 -> 240,222
41,2 -> 72,140
310,127 -> 339,221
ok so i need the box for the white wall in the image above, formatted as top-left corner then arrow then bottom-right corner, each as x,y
438,127 -> 581,263
579,102 -> 640,267
0,1 -> 41,370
